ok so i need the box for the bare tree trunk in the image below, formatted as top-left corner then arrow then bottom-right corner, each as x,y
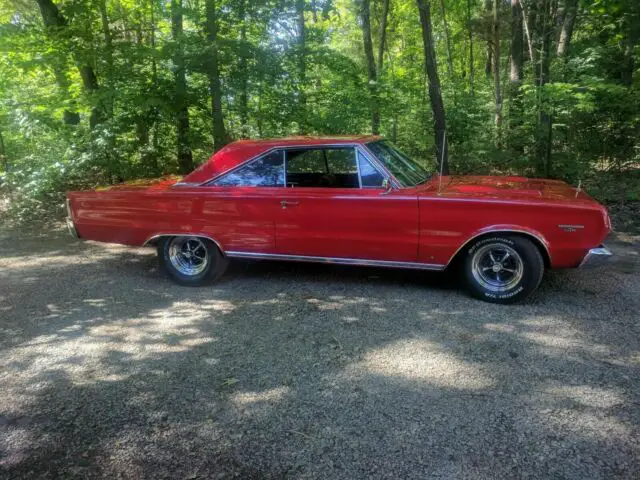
556,0 -> 577,57
439,0 -> 454,78
467,0 -> 475,96
493,0 -> 503,145
359,0 -> 380,135
171,0 -> 194,174
205,0 -> 229,151
416,0 -> 449,174
296,0 -> 307,133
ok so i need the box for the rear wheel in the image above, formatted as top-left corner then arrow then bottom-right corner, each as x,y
158,236 -> 228,286
463,235 -> 544,304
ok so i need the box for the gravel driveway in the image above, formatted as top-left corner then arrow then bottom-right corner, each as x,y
1,227 -> 639,479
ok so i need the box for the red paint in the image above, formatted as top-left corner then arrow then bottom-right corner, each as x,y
67,136 -> 611,269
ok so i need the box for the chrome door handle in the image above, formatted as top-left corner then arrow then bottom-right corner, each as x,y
280,200 -> 300,209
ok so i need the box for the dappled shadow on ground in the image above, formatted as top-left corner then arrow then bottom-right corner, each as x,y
1,232 -> 639,478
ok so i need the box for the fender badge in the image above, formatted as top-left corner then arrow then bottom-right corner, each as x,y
558,224 -> 584,232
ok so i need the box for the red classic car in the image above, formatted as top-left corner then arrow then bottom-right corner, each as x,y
66,136 -> 612,303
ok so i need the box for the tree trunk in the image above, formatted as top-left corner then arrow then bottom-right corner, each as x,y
377,0 -> 390,77
556,0 -> 577,57
295,0 -> 307,133
416,0 -> 449,174
0,127 -> 7,173
621,2 -> 640,86
238,0 -> 249,137
493,0 -> 503,144
439,0 -> 454,78
509,0 -> 524,153
360,0 -> 380,135
467,0 -> 475,96
205,0 -> 229,151
533,0 -> 557,176
171,0 -> 194,174
510,0 -> 524,87
35,0 -> 82,126
520,0 -> 535,63
98,0 -> 114,117
484,0 -> 493,77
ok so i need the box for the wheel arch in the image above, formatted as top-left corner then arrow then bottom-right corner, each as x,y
447,228 -> 551,269
143,233 -> 226,255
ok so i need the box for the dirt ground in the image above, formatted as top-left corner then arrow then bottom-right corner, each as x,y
1,227 -> 639,479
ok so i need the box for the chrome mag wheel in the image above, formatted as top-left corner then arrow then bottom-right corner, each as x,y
168,236 -> 209,276
471,243 -> 524,292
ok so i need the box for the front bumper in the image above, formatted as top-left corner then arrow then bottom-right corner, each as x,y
579,245 -> 613,268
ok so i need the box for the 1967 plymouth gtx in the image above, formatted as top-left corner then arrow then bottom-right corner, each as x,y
66,136 -> 612,304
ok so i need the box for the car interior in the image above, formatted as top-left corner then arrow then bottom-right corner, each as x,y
285,148 -> 360,188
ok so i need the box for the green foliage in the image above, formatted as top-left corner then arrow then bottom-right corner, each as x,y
0,0 -> 639,224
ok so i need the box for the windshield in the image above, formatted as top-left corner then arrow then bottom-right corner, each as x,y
365,141 -> 431,187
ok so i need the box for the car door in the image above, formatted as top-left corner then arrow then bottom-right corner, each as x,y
198,149 -> 284,252
275,146 -> 419,262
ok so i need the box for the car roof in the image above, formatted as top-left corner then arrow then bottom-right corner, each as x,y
181,135 -> 381,184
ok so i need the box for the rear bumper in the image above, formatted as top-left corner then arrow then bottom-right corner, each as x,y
66,217 -> 79,238
65,198 -> 80,239
579,245 -> 613,268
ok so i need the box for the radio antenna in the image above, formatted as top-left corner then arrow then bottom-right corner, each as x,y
437,130 -> 447,196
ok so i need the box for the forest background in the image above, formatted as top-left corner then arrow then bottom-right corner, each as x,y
0,0 -> 638,229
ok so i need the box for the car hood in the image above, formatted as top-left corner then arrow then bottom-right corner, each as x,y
418,175 -> 597,204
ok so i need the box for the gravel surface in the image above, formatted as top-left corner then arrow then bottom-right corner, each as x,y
1,227 -> 639,479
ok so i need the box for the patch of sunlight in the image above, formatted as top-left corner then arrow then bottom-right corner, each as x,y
517,316 -> 611,355
341,316 -> 359,323
545,384 -> 625,409
543,409 -> 632,440
201,299 -> 236,313
483,323 -> 517,333
347,339 -> 495,390
83,298 -> 108,307
232,386 -> 289,406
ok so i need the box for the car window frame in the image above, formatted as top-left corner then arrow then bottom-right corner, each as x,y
284,146 -> 361,188
204,149 -> 286,188
202,144 -> 393,190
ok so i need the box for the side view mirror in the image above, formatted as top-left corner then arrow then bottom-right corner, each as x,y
380,178 -> 393,195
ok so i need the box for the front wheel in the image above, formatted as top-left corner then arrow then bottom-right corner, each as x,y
463,235 -> 545,304
158,236 -> 228,286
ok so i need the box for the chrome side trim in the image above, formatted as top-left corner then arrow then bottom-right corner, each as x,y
445,229 -> 552,266
225,251 -> 446,271
143,233 -> 225,253
579,244 -> 613,268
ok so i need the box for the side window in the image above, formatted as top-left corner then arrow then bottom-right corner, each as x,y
358,151 -> 385,187
286,149 -> 326,174
286,148 -> 359,188
211,150 -> 284,187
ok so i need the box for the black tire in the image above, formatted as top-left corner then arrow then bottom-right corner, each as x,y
158,236 -> 228,286
462,235 -> 545,304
